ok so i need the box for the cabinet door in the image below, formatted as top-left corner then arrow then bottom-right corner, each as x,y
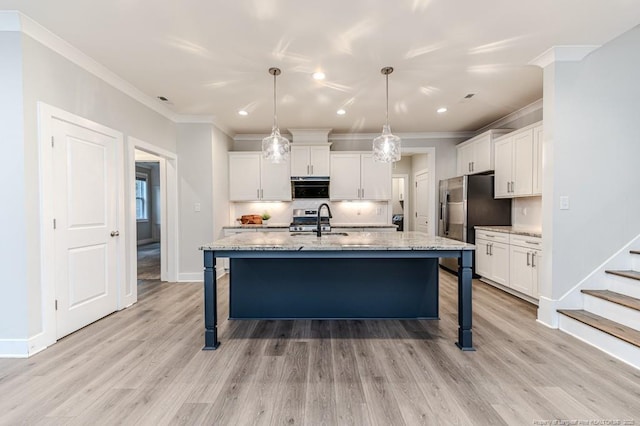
309,146 -> 330,176
494,138 -> 513,198
360,154 -> 392,200
475,239 -> 491,278
290,146 -> 310,176
532,125 -> 543,195
490,242 -> 510,286
472,134 -> 493,173
330,154 -> 361,200
512,129 -> 533,196
509,245 -> 533,295
260,158 -> 291,201
229,153 -> 261,201
457,144 -> 474,175
531,249 -> 541,298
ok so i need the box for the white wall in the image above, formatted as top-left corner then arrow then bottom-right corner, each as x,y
0,32 -> 28,342
542,26 -> 640,303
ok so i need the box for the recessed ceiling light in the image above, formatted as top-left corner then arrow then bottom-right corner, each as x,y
437,107 -> 448,113
238,110 -> 248,116
337,109 -> 346,115
312,72 -> 326,80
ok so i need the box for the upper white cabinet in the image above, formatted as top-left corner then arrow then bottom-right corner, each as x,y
290,145 -> 330,177
330,153 -> 391,200
494,122 -> 542,198
229,152 -> 291,201
456,129 -> 512,176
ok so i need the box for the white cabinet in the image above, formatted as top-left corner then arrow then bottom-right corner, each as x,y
291,145 -> 330,177
229,152 -> 291,201
475,230 -> 510,286
494,122 -> 543,198
509,234 -> 542,298
330,153 -> 391,200
456,129 -> 512,176
532,124 -> 543,195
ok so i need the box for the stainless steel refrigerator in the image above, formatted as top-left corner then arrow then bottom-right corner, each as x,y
438,174 -> 512,273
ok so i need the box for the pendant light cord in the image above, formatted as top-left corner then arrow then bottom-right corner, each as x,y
273,72 -> 277,130
385,73 -> 389,127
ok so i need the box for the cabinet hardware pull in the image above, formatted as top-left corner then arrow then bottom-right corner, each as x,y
526,252 -> 531,266
361,188 -> 364,198
261,189 -> 263,199
531,252 -> 536,267
307,165 -> 310,175
511,181 -> 515,192
471,161 -> 474,172
311,165 -> 314,174
468,163 -> 471,172
525,240 -> 540,245
257,189 -> 260,199
489,243 -> 493,255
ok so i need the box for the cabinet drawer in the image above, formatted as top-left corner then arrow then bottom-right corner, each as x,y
476,230 -> 509,243
509,234 -> 542,249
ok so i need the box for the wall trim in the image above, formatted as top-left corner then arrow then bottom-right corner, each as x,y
1,11 -> 229,132
476,99 -> 543,133
529,45 -> 601,68
178,272 -> 204,282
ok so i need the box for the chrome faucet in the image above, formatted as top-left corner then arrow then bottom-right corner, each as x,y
316,203 -> 332,237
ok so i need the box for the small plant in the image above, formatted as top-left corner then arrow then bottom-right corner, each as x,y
261,212 -> 271,221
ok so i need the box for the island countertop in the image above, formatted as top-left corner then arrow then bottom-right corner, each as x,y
201,231 -> 475,252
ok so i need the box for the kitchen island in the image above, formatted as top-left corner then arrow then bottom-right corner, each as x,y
201,231 -> 476,350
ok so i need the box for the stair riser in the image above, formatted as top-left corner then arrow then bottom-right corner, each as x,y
558,315 -> 640,370
583,295 -> 640,332
608,275 -> 640,299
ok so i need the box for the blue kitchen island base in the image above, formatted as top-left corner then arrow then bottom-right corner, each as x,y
202,240 -> 474,351
229,257 -> 439,319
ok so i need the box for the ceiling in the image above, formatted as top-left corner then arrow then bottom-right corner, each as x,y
2,1 -> 639,136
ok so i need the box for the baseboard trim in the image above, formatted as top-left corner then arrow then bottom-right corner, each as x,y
178,272 -> 204,282
537,296 -> 559,328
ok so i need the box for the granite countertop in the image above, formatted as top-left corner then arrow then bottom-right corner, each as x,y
201,231 -> 475,251
223,223 -> 397,229
475,225 -> 542,238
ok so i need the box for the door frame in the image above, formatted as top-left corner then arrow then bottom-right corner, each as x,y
401,147 -> 436,235
37,102 -> 126,352
127,137 -> 179,284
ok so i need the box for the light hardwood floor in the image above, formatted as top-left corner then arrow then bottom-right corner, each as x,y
1,271 -> 639,425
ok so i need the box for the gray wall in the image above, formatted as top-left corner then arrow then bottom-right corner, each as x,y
542,25 -> 640,301
135,163 -> 160,244
177,123 -> 232,280
0,32 -> 28,341
4,31 -> 179,343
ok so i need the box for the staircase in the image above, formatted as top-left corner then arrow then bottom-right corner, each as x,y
557,250 -> 640,369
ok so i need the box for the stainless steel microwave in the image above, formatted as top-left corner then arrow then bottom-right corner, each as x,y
291,177 -> 330,199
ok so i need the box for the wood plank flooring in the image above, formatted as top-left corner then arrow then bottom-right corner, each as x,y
1,271 -> 639,425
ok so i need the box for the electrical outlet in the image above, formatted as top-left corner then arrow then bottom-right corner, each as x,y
376,207 -> 382,215
194,202 -> 201,212
559,196 -> 569,210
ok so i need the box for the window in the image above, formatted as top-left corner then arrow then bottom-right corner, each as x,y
136,174 -> 149,221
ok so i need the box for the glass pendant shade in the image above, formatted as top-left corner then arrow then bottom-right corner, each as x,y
262,67 -> 290,163
373,66 -> 401,163
372,124 -> 401,162
262,126 -> 290,163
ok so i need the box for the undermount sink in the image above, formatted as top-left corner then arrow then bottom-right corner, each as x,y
290,232 -> 349,237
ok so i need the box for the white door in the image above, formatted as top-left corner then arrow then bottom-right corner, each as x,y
414,170 -> 430,234
53,119 -> 120,338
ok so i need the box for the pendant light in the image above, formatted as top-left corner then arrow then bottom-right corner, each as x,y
372,66 -> 401,163
262,67 -> 290,163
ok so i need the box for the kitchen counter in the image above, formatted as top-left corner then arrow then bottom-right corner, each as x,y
222,223 -> 397,230
202,231 -> 472,251
201,231 -> 476,351
474,225 -> 542,238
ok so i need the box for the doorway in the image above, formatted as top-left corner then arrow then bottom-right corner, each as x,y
392,174 -> 409,231
135,152 -> 161,282
414,169 -> 430,234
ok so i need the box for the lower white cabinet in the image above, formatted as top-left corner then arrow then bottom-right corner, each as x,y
475,229 -> 541,299
475,231 -> 510,286
509,235 -> 542,298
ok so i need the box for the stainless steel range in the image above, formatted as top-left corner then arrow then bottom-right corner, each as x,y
289,208 -> 331,232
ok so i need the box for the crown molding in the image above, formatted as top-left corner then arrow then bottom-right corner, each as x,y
529,45 -> 600,68
476,98 -> 543,133
2,11 -> 229,134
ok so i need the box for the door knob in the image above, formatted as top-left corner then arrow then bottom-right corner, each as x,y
110,231 -> 120,237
